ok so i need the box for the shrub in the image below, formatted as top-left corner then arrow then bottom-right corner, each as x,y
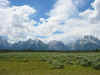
23,59 -> 29,63
40,57 -> 48,62
93,63 -> 100,70
66,60 -> 74,65
79,58 -> 92,67
66,56 -> 79,65
0,68 -> 7,72
95,58 -> 100,62
51,64 -> 64,69
76,56 -> 84,60
50,60 -> 64,69
47,59 -> 53,64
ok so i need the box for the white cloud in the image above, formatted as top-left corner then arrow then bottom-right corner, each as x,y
0,0 -> 100,44
0,0 -> 10,8
80,0 -> 100,23
0,0 -> 37,42
37,0 -> 100,43
35,0 -> 79,38
34,0 -> 81,42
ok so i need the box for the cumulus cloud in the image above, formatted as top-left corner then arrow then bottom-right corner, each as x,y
37,0 -> 100,43
0,0 -> 100,44
0,0 -> 37,42
80,0 -> 100,23
35,0 -> 79,41
0,0 -> 10,8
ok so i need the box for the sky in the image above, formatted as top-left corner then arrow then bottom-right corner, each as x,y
0,0 -> 100,44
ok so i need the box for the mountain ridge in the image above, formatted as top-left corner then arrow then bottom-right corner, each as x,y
0,35 -> 100,51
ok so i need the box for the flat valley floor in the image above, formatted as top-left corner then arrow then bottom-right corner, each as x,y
0,52 -> 100,75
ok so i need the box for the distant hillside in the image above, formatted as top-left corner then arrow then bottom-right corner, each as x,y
0,35 -> 100,51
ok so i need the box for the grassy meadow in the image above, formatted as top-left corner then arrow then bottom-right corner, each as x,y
0,52 -> 100,75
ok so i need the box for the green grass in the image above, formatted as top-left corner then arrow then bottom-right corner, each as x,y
0,52 -> 100,75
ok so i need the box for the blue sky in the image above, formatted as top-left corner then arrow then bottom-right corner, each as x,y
9,0 -> 56,21
73,0 -> 94,12
0,0 -> 100,43
9,0 -> 94,22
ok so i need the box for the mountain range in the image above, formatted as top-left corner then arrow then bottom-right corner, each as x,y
0,35 -> 100,51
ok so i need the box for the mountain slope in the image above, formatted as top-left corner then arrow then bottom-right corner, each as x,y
48,40 -> 70,50
71,36 -> 100,50
0,35 -> 100,51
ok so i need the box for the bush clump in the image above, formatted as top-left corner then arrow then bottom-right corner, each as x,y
50,60 -> 64,69
79,58 -> 92,67
40,56 -> 48,62
51,64 -> 64,69
93,62 -> 100,70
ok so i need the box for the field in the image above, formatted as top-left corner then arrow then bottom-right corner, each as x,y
0,52 -> 100,75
